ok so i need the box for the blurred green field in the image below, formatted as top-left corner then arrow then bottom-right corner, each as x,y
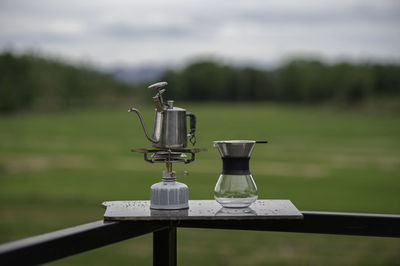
0,103 -> 399,265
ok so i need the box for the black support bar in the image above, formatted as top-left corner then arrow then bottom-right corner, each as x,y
0,220 -> 167,266
177,211 -> 400,238
1,211 -> 399,266
153,226 -> 177,266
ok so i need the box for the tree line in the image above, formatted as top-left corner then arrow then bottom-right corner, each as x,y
1,52 -> 399,113
0,52 -> 136,112
162,60 -> 400,103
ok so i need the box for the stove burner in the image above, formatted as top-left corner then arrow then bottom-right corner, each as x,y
152,151 -> 186,163
131,147 -> 207,164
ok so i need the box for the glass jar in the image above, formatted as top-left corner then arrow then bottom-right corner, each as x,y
213,140 -> 265,208
214,173 -> 258,208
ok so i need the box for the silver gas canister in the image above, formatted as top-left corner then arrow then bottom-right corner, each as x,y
150,171 -> 189,209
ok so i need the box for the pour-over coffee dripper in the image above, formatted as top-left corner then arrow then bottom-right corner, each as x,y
213,140 -> 267,208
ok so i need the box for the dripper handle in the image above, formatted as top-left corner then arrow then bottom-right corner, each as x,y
255,140 -> 268,143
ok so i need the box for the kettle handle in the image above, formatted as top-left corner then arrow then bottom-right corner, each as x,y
186,112 -> 196,146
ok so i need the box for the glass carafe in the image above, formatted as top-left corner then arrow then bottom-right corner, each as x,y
214,140 -> 265,208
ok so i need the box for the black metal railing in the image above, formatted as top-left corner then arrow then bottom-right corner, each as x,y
0,211 -> 399,266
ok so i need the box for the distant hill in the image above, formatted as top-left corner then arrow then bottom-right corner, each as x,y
112,65 -> 165,85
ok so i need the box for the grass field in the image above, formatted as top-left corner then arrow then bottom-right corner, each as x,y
0,103 -> 399,265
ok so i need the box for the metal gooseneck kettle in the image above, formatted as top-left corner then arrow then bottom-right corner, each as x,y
128,81 -> 196,149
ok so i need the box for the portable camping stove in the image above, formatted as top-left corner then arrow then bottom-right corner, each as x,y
131,148 -> 206,210
129,81 -> 207,209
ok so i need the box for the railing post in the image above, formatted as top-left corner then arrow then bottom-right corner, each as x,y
153,225 -> 177,266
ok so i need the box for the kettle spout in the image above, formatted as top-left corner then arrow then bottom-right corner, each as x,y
128,108 -> 160,143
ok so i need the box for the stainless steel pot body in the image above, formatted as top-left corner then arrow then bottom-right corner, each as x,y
152,107 -> 187,149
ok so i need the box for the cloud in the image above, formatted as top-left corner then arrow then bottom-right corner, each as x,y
0,0 -> 399,66
97,23 -> 192,40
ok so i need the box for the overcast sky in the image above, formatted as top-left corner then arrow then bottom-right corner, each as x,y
0,0 -> 399,68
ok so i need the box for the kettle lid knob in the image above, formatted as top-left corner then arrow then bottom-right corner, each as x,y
148,81 -> 168,90
148,81 -> 168,112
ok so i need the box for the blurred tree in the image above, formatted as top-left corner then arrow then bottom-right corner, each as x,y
0,52 -> 138,112
0,53 -> 33,111
1,53 -> 399,113
162,59 -> 400,104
